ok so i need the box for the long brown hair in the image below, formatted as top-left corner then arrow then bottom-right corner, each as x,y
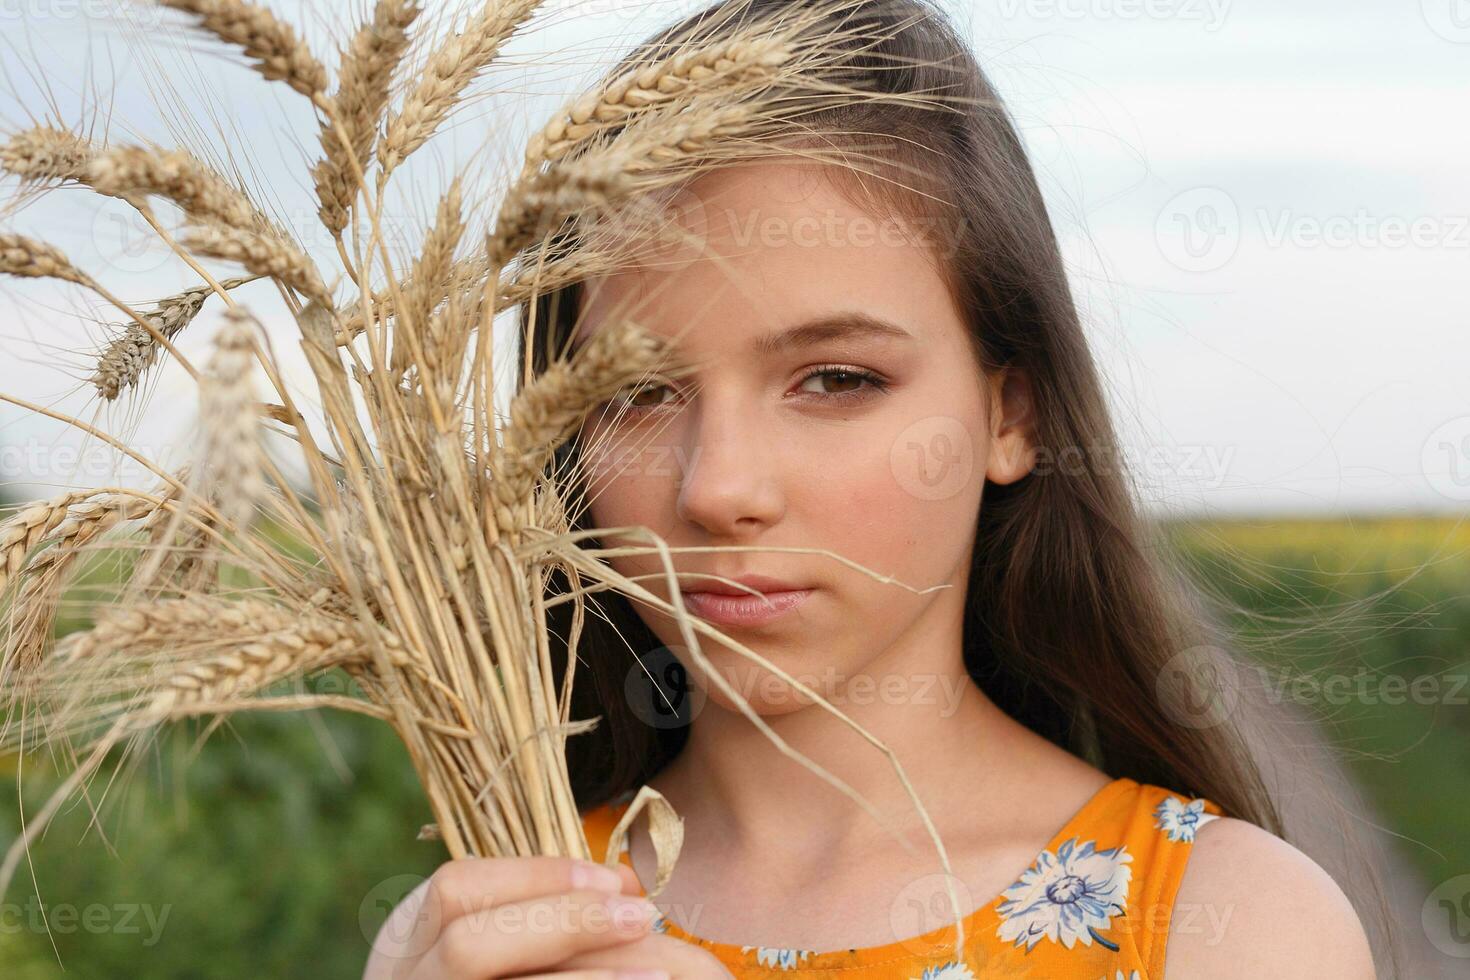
517,0 -> 1401,970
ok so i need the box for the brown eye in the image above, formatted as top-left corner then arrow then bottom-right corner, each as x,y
805,371 -> 865,395
795,367 -> 889,402
618,381 -> 676,412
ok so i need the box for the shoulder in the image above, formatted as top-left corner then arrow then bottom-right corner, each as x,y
1165,815 -> 1376,979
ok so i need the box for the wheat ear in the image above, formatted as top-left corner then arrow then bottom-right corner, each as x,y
13,495 -> 163,584
0,232 -> 90,285
313,0 -> 421,235
197,307 -> 267,531
86,144 -> 261,230
377,0 -> 544,176
389,179 -> 466,378
488,154 -> 634,269
1,487 -> 181,693
43,599 -> 374,735
58,597 -> 362,663
1,490 -> 167,686
522,35 -> 792,174
489,319 -> 682,533
181,224 -> 331,307
489,99 -> 760,271
159,0 -> 328,99
1,492 -> 95,590
0,125 -> 95,183
91,276 -> 254,400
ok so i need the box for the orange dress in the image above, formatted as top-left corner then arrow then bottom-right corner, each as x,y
580,776 -> 1225,979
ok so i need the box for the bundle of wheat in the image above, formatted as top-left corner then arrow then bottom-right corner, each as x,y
0,0 -> 971,959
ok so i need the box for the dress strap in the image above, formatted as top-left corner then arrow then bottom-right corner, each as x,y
1111,782 -> 1226,975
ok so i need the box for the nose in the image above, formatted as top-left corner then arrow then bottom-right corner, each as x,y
674,394 -> 785,537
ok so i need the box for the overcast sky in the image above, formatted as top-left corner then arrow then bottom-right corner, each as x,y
1,0 -> 1466,517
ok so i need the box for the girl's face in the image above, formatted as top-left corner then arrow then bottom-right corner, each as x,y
574,159 -> 1034,718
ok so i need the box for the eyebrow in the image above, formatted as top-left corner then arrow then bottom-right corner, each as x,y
751,312 -> 915,355
569,311 -> 914,358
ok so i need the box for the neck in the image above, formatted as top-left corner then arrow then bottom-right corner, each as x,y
644,622 -> 1049,871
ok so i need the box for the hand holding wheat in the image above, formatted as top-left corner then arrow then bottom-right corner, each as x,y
359,855 -> 705,980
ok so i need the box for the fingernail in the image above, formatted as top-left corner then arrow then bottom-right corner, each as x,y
606,894 -> 660,931
571,860 -> 624,892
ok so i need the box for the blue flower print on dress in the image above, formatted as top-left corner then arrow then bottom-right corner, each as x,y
1152,795 -> 1220,843
913,961 -> 976,979
995,836 -> 1133,952
1098,972 -> 1141,980
742,945 -> 816,969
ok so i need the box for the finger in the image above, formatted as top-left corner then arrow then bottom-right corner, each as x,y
557,932 -> 733,979
612,863 -> 645,896
416,857 -> 627,927
413,890 -> 662,979
372,858 -> 626,967
508,971 -> 669,980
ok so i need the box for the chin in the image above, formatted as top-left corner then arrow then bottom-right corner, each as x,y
685,645 -> 849,718
703,685 -> 812,718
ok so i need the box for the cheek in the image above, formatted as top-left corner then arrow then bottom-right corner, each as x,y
577,438 -> 685,574
813,463 -> 979,573
790,406 -> 987,585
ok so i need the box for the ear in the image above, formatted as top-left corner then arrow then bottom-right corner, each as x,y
984,367 -> 1037,486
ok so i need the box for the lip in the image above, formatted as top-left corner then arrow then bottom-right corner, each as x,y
679,574 -> 807,596
679,588 -> 813,627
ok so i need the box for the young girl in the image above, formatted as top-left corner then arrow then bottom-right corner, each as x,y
365,1 -> 1383,977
